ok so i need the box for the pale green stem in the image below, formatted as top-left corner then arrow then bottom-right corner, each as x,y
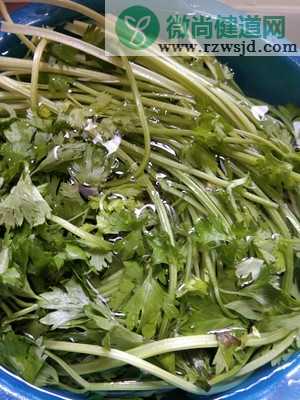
121,55 -> 151,178
144,177 -> 177,298
49,215 -> 112,252
236,332 -> 296,377
76,82 -> 199,118
2,22 -> 187,94
72,334 -> 218,375
31,38 -> 48,111
45,340 -> 205,394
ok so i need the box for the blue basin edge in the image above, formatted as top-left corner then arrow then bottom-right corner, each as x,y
0,1 -> 299,400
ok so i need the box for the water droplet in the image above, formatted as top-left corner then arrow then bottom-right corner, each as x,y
102,134 -> 121,155
53,145 -> 60,160
251,105 -> 269,121
151,141 -> 176,156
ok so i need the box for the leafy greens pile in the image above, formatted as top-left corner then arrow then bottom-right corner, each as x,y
0,0 -> 299,397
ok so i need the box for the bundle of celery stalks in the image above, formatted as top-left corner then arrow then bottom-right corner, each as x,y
0,0 -> 299,397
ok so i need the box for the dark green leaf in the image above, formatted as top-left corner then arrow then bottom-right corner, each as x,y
0,332 -> 44,383
0,169 -> 51,228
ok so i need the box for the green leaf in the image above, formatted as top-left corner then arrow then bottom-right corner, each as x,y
193,111 -> 229,150
213,344 -> 235,375
98,118 -> 119,141
194,217 -> 229,249
213,347 -> 229,375
0,169 -> 52,229
235,258 -> 265,287
39,279 -> 89,329
97,209 -> 142,235
225,300 -> 263,321
254,232 -> 286,274
0,144 -> 24,182
70,144 -> 113,187
213,332 -> 241,375
50,43 -> 78,65
0,332 -> 44,383
110,261 -> 144,310
0,246 -> 10,274
179,296 -> 242,335
52,182 -> 88,221
64,243 -> 113,272
83,25 -> 104,46
123,272 -> 167,338
108,324 -> 144,350
158,352 -> 176,374
4,120 -> 35,149
182,143 -> 219,173
0,266 -> 22,287
177,277 -> 208,298
34,143 -> 86,173
177,349 -> 211,390
115,230 -> 145,260
65,244 -> 88,261
147,231 -> 184,268
255,153 -> 294,189
84,304 -> 116,332
34,363 -> 59,387
48,74 -> 73,95
257,312 -> 300,332
89,252 -> 113,272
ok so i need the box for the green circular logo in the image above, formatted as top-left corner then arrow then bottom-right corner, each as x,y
116,5 -> 160,50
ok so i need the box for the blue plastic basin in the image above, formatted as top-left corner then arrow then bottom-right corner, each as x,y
0,1 -> 299,399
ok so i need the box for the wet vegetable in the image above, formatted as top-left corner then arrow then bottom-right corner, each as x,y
0,0 -> 299,397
